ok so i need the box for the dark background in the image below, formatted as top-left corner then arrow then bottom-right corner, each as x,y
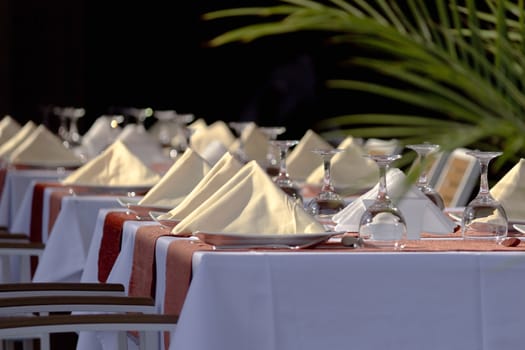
0,0 -> 358,140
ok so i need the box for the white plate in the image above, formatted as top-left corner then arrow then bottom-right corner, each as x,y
117,197 -> 171,219
67,184 -> 152,195
512,224 -> 525,234
149,211 -> 181,229
194,231 -> 337,249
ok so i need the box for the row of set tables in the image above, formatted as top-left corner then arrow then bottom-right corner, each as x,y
1,166 -> 525,350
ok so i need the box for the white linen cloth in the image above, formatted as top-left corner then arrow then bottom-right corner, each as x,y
287,129 -> 333,181
333,168 -> 456,238
228,122 -> 268,164
306,136 -> 378,194
171,161 -> 325,235
32,195 -> 122,282
161,152 -> 243,220
61,140 -> 160,186
490,158 -> 525,221
169,251 -> 525,350
0,115 -> 21,145
139,148 -> 211,208
8,124 -> 83,167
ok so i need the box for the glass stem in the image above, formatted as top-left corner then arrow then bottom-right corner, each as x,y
278,147 -> 288,178
479,159 -> 490,195
321,156 -> 335,193
377,164 -> 389,201
417,155 -> 429,188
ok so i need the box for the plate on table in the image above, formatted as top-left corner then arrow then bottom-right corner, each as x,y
194,231 -> 338,249
117,197 -> 171,219
66,184 -> 152,196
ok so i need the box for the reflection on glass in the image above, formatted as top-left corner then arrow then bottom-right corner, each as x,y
462,150 -> 508,241
306,149 -> 346,226
270,140 -> 302,204
406,143 -> 445,210
358,154 -> 407,249
259,126 -> 286,176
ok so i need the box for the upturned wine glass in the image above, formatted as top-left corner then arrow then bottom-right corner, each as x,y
406,143 -> 445,210
126,107 -> 153,132
154,110 -> 194,159
306,149 -> 346,226
270,140 -> 302,203
462,150 -> 508,241
259,126 -> 286,176
358,154 -> 407,249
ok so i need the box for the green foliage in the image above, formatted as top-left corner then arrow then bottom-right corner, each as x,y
203,0 -> 525,171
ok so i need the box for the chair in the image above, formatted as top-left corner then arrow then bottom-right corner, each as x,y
0,313 -> 178,350
0,294 -> 171,350
0,282 -> 125,298
433,148 -> 479,208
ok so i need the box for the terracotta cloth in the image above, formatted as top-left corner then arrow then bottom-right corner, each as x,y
127,225 -> 173,298
97,211 -> 139,283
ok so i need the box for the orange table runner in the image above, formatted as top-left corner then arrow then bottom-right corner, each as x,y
128,225 -> 172,298
97,211 -> 140,283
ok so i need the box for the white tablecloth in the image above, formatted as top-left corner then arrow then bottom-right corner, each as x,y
33,195 -> 121,282
0,169 -> 66,229
169,250 -> 525,350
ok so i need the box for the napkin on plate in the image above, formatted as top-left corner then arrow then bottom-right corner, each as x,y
490,158 -> 525,221
117,124 -> 168,166
171,160 -> 326,235
161,152 -> 244,220
287,129 -> 334,182
198,140 -> 229,166
80,115 -> 122,158
0,121 -> 37,161
8,125 -> 84,167
61,140 -> 161,186
332,168 -> 456,238
0,115 -> 21,145
138,148 -> 211,208
190,120 -> 236,156
306,136 -> 379,195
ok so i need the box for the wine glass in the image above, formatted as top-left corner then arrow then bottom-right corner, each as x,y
358,154 -> 407,249
126,107 -> 153,132
66,107 -> 85,147
270,140 -> 302,203
462,150 -> 508,241
154,110 -> 194,159
406,143 -> 445,210
306,148 -> 346,228
259,126 -> 286,176
229,121 -> 252,163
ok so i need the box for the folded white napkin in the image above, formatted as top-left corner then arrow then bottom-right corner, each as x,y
333,168 -> 456,238
61,140 -> 161,186
287,129 -> 334,181
117,124 -> 168,166
236,122 -> 268,164
8,125 -> 83,167
364,138 -> 400,155
188,118 -> 207,131
0,121 -> 37,161
138,148 -> 211,208
0,115 -> 21,145
190,120 -> 236,156
490,158 -> 525,221
306,136 -> 379,194
80,116 -> 122,158
198,140 -> 229,166
161,152 -> 244,220
171,161 -> 326,235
